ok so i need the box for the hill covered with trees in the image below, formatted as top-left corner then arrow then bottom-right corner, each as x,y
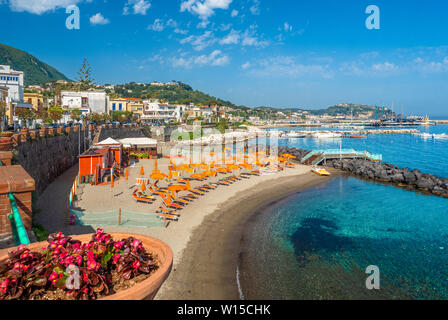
0,43 -> 70,85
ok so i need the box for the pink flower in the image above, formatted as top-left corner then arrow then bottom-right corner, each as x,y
48,272 -> 60,284
132,260 -> 141,269
20,250 -> 31,259
112,253 -> 121,264
49,242 -> 58,250
87,259 -> 99,271
75,255 -> 83,266
55,232 -> 64,239
114,241 -> 124,250
83,273 -> 89,283
0,279 -> 10,293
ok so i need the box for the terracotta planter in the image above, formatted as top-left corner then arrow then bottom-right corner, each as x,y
57,127 -> 63,134
40,128 -> 47,137
0,233 -> 173,300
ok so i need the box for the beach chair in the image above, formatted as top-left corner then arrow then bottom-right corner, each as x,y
160,194 -> 183,209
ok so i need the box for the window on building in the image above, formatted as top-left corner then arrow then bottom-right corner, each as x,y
119,103 -> 122,111
112,103 -> 116,111
82,97 -> 88,107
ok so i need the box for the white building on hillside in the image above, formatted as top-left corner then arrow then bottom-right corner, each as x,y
61,90 -> 109,114
0,65 -> 24,104
141,101 -> 185,123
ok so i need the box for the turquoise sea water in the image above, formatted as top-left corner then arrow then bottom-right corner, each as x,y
240,125 -> 448,299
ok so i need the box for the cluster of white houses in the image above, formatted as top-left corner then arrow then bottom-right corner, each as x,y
0,63 -> 231,127
58,91 -> 218,123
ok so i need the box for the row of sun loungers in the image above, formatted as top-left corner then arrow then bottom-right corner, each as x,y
131,166 -> 288,223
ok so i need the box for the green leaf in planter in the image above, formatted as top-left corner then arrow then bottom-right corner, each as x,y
101,251 -> 113,269
55,275 -> 68,289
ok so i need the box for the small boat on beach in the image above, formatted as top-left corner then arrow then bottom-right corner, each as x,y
311,166 -> 331,176
349,135 -> 367,139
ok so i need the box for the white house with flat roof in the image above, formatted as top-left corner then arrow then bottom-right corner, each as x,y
61,90 -> 109,114
141,101 -> 185,123
0,65 -> 24,104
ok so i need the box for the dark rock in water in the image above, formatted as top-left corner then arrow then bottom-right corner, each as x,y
403,171 -> 417,184
413,169 -> 422,180
391,173 -> 405,183
279,146 -> 447,198
416,177 -> 433,190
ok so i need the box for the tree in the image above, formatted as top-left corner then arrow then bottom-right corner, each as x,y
216,118 -> 229,134
70,108 -> 82,122
48,107 -> 63,124
77,58 -> 94,90
15,108 -> 36,128
35,105 -> 49,123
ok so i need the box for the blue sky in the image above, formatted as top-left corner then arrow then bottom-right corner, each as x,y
1,0 -> 448,116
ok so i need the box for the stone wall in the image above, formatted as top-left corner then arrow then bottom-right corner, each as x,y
13,128 -> 92,195
10,124 -> 145,195
98,126 -> 148,141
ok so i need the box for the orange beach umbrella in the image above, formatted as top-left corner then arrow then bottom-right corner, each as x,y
150,172 -> 167,180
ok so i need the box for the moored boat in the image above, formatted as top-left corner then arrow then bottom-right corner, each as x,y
311,166 -> 331,176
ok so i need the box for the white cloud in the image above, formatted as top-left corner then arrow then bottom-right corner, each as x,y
7,0 -> 82,14
249,0 -> 260,15
171,50 -> 230,68
123,0 -> 151,15
284,22 -> 292,32
90,13 -> 110,25
147,18 -> 183,33
241,62 -> 251,70
219,29 -> 240,45
372,62 -> 398,72
174,28 -> 189,35
180,0 -> 232,20
244,56 -> 333,79
231,9 -> 238,17
180,31 -> 217,51
147,19 -> 164,31
241,29 -> 269,47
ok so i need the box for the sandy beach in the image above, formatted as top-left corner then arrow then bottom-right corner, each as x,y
34,157 -> 333,299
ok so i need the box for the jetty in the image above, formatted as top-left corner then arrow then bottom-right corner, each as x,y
280,128 -> 419,138
301,149 -> 382,166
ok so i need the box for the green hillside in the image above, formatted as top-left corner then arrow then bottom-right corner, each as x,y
0,43 -> 70,86
109,81 -> 245,109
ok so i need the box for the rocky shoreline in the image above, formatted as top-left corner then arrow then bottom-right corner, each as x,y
278,146 -> 448,198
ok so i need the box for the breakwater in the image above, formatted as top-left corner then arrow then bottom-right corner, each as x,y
278,146 -> 448,198
280,128 -> 419,137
